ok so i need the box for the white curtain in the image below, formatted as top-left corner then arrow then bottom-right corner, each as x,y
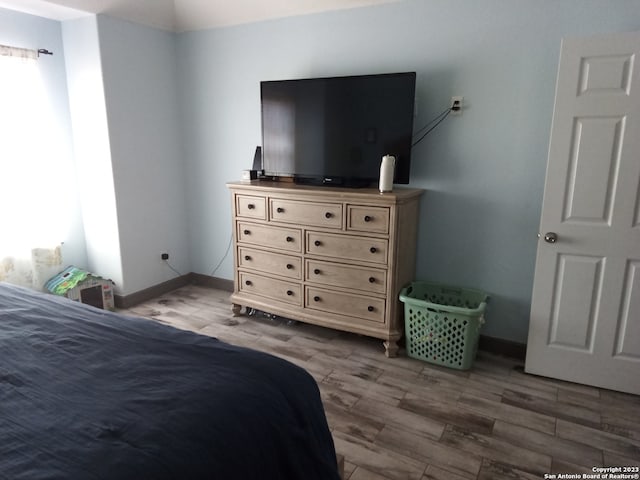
0,47 -> 65,289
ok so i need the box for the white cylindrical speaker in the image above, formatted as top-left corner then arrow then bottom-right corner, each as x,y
379,155 -> 395,193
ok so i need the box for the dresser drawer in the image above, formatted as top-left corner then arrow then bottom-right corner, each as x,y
347,205 -> 390,234
306,231 -> 388,265
239,247 -> 301,279
306,287 -> 385,324
236,195 -> 267,219
237,222 -> 302,252
270,199 -> 342,228
239,272 -> 302,306
306,260 -> 386,294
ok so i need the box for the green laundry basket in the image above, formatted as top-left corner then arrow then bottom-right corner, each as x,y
399,281 -> 488,370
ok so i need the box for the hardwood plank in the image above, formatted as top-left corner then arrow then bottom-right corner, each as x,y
459,392 -> 556,434
419,371 -> 504,401
349,355 -> 424,382
600,399 -> 640,441
286,335 -> 353,359
375,373 -> 460,404
422,465 -> 473,480
502,388 -> 601,429
551,458 -> 600,475
400,393 -> 495,435
440,424 -> 552,476
312,352 -> 385,382
374,425 -> 482,478
419,362 -> 472,381
477,458 -> 541,480
333,430 -> 427,480
556,419 -> 640,459
352,397 -> 445,441
515,370 -> 601,398
323,371 -> 404,406
600,389 -> 640,407
255,334 -> 314,361
350,467 -> 393,480
288,321 -> 344,342
364,352 -> 426,373
324,402 -> 385,443
473,352 -> 518,373
320,382 -> 363,410
557,386 -> 601,410
343,461 -> 357,480
492,420 -> 602,466
601,421 -> 640,444
266,349 -> 334,382
470,367 -> 559,402
603,451 -> 640,468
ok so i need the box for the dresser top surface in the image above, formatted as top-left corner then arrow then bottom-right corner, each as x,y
227,180 -> 424,202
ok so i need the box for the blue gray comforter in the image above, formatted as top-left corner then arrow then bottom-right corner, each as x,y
0,283 -> 339,480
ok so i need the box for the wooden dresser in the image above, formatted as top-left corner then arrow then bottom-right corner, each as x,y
227,181 -> 423,357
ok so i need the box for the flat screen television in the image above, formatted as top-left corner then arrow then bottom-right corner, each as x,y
260,72 -> 416,187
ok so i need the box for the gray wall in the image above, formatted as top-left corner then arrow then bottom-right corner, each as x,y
177,0 -> 640,342
63,15 -> 124,288
62,14 -> 189,295
96,15 -> 189,294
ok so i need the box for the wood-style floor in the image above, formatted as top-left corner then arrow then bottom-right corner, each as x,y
123,284 -> 640,480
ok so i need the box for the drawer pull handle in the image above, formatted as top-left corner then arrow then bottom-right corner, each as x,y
286,264 -> 294,270
313,296 -> 321,302
325,212 -> 333,219
286,290 -> 294,296
247,204 -> 255,210
286,236 -> 294,243
245,280 -> 253,286
243,229 -> 251,235
314,269 -> 321,275
244,255 -> 251,261
277,207 -> 284,213
370,247 -> 377,253
367,306 -> 375,312
314,240 -> 322,247
364,215 -> 372,222
369,277 -> 375,283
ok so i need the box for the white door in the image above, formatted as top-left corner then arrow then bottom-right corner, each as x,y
525,31 -> 640,395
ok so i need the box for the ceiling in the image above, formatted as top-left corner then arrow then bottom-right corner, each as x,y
0,0 -> 401,32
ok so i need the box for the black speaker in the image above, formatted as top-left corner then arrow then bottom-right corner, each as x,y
242,146 -> 263,180
252,146 -> 262,171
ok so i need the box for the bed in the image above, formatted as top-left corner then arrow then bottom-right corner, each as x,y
0,282 -> 341,480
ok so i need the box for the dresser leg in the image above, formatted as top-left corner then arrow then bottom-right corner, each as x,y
231,303 -> 242,316
383,340 -> 399,358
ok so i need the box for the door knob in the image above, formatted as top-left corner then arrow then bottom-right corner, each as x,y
543,232 -> 558,243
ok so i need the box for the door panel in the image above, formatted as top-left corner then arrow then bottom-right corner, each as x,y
578,54 -> 633,95
563,117 -> 623,224
549,255 -> 602,350
526,31 -> 640,394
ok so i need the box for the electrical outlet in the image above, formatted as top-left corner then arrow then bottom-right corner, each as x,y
160,252 -> 169,260
451,96 -> 463,115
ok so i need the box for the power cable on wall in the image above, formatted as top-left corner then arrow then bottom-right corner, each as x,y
411,105 -> 455,147
210,233 -> 233,277
160,234 -> 232,279
163,259 -> 183,277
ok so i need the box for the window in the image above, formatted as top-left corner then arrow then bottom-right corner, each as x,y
0,47 -> 67,288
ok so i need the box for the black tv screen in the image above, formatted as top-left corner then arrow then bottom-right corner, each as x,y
261,72 -> 416,187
